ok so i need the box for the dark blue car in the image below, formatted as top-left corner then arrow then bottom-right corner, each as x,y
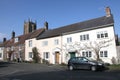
68,57 -> 105,71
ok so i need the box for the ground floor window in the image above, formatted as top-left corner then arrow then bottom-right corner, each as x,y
29,52 -> 33,58
100,51 -> 108,57
43,52 -> 49,60
82,51 -> 92,57
0,53 -> 2,58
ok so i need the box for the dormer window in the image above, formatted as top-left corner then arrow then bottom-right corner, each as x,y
15,37 -> 19,43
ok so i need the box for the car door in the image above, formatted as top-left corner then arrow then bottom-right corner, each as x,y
76,57 -> 85,69
81,57 -> 91,69
69,57 -> 78,68
77,57 -> 90,69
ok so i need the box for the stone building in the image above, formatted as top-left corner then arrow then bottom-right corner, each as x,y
24,20 -> 36,34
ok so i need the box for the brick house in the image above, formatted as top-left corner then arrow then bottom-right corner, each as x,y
3,20 -> 45,61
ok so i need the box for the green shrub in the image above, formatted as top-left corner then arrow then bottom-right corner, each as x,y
60,63 -> 67,66
32,47 -> 40,63
42,59 -> 49,64
108,64 -> 120,70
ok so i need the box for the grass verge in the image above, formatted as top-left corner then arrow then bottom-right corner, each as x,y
107,64 -> 120,71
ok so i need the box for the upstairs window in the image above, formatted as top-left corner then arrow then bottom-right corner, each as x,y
97,31 -> 108,39
67,37 -> 72,43
54,39 -> 59,45
80,34 -> 89,41
42,41 -> 48,46
29,40 -> 32,47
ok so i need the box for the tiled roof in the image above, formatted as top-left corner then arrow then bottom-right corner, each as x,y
37,15 -> 114,39
0,42 -> 4,47
3,28 -> 44,47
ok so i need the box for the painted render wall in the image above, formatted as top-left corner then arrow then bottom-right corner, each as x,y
0,47 -> 4,60
62,26 -> 117,64
25,26 -> 117,64
36,36 -> 62,64
25,38 -> 37,61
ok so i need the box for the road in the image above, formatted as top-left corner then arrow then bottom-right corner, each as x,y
0,62 -> 120,80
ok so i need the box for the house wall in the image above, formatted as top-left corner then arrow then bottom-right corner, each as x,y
25,26 -> 117,64
14,45 -> 25,61
36,36 -> 62,64
25,38 -> 37,61
0,47 -> 4,60
62,26 -> 117,64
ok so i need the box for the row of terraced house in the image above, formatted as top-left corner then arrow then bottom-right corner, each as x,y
0,7 -> 120,64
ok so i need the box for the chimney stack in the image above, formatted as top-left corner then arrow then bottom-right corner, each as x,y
44,21 -> 48,30
3,38 -> 6,43
105,7 -> 111,17
12,31 -> 15,39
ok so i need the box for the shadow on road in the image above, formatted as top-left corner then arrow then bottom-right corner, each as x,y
2,69 -> 119,80
0,61 -> 13,68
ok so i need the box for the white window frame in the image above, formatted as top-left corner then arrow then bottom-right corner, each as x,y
67,37 -> 72,43
29,52 -> 33,58
0,53 -> 2,58
82,51 -> 92,57
43,52 -> 49,60
29,40 -> 32,47
15,37 -> 19,43
100,50 -> 108,57
42,41 -> 48,46
97,31 -> 108,39
80,34 -> 89,41
54,39 -> 59,45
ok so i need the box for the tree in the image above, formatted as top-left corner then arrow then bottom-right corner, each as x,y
8,50 -> 14,61
32,47 -> 40,63
84,39 -> 112,61
62,42 -> 84,61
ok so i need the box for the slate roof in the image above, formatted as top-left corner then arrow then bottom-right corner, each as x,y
37,15 -> 114,39
3,28 -> 44,47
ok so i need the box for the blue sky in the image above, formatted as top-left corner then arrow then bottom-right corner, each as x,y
0,0 -> 120,41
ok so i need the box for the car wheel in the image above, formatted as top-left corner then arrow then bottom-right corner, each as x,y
68,65 -> 74,71
91,66 -> 96,71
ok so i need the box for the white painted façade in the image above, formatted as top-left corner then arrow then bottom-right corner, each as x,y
25,7 -> 118,64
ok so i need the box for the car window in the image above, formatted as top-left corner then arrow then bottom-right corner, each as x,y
82,58 -> 88,62
70,57 -> 76,62
77,57 -> 83,62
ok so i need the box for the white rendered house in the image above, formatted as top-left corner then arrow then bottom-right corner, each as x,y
25,7 -> 118,64
0,45 -> 4,61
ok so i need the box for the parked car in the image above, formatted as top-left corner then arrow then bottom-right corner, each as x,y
68,57 -> 105,71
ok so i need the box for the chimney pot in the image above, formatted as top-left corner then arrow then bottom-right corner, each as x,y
106,7 -> 111,17
44,21 -> 48,30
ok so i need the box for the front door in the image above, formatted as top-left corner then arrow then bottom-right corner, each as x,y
69,52 -> 75,58
55,52 -> 60,64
